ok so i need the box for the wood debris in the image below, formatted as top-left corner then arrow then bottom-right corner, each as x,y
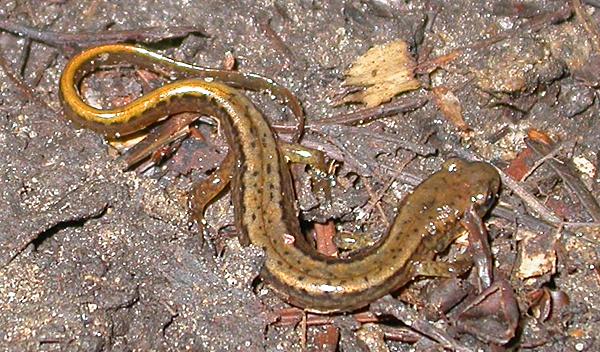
342,40 -> 420,107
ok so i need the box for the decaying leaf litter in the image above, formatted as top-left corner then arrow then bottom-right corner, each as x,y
0,0 -> 599,350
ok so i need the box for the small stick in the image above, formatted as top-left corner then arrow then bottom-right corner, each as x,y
0,20 -> 207,50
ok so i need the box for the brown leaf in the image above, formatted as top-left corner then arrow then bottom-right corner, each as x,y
504,147 -> 536,180
527,128 -> 554,145
515,229 -> 557,280
432,87 -> 472,132
456,280 -> 519,345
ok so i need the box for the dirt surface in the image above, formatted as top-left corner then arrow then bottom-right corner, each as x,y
1,0 -> 599,351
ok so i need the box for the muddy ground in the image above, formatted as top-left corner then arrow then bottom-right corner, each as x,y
0,0 -> 599,351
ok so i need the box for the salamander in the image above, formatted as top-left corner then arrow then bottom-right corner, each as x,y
59,44 -> 501,313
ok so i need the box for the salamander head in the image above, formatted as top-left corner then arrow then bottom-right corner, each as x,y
442,158 -> 501,216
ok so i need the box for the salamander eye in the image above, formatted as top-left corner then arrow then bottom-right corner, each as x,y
484,192 -> 496,208
478,191 -> 497,213
471,191 -> 496,216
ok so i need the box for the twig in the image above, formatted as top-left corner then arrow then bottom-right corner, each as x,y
317,124 -> 436,159
497,166 -> 563,224
0,50 -> 55,112
309,97 -> 427,127
0,20 -> 207,51
526,139 -> 600,222
519,142 -> 566,182
491,205 -> 600,246
16,38 -> 31,77
30,51 -> 58,87
562,221 -> 600,228
361,154 -> 415,229
362,178 -> 391,228
371,296 -> 472,352
416,6 -> 572,74
257,17 -> 296,64
583,0 -> 600,7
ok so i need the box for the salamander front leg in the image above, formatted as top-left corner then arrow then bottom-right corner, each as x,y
413,254 -> 472,280
190,150 -> 235,225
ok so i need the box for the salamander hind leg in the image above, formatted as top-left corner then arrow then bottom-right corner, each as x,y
279,141 -> 332,198
279,141 -> 328,174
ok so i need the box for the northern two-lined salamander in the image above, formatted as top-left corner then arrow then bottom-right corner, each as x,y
59,44 -> 501,313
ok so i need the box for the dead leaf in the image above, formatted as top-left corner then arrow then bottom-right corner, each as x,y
455,280 -> 519,345
527,128 -> 553,145
515,229 -> 557,280
504,147 -> 536,180
342,40 -> 420,107
432,87 -> 471,132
